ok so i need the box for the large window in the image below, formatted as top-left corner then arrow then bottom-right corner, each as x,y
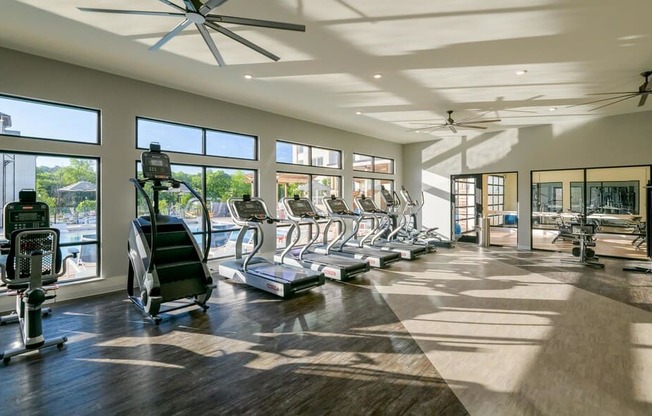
276,172 -> 341,249
135,161 -> 257,260
0,94 -> 100,144
352,178 -> 394,210
276,141 -> 341,169
353,153 -> 394,174
0,153 -> 99,283
137,117 -> 257,160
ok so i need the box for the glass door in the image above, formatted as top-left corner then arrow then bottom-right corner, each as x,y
452,176 -> 480,243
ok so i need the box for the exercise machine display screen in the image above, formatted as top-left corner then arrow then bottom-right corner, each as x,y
326,199 -> 348,213
233,200 -> 267,219
286,199 -> 315,216
380,187 -> 395,206
4,202 -> 49,238
357,198 -> 377,212
141,151 -> 172,180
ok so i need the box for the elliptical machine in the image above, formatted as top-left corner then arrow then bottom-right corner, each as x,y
0,189 -> 75,365
127,143 -> 215,324
399,186 -> 455,248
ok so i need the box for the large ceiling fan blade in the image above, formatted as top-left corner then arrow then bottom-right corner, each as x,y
205,21 -> 280,61
456,125 -> 488,130
457,119 -> 500,124
407,124 -> 446,133
588,91 -> 638,95
448,125 -> 457,134
200,0 -> 229,15
638,93 -> 648,107
157,0 -> 186,13
568,94 -> 637,108
195,23 -> 225,66
77,8 -> 184,17
206,15 -> 306,31
183,0 -> 197,12
589,95 -> 638,112
149,19 -> 192,51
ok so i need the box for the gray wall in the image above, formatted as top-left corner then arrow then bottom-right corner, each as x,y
403,111 -> 652,249
0,47 -> 401,308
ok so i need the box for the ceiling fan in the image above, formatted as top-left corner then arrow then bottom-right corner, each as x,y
410,110 -> 501,134
570,71 -> 652,111
78,0 -> 306,67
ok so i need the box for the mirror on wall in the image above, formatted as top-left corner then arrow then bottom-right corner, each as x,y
532,166 -> 650,260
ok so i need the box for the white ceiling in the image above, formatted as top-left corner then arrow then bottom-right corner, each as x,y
1,0 -> 651,144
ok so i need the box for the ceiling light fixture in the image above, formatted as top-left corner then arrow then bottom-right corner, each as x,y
373,74 -> 382,79
244,74 -> 253,79
549,107 -> 558,111
516,70 -> 528,75
356,111 -> 363,115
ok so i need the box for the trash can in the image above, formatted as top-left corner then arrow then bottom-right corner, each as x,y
478,217 -> 491,247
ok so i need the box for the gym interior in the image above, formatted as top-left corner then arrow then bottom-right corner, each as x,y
2,2 -> 652,415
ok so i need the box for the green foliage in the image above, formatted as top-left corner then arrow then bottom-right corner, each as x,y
76,199 -> 96,213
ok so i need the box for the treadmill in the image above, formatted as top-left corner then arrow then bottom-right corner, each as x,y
274,196 -> 370,281
321,196 -> 401,268
354,194 -> 428,260
217,195 -> 325,297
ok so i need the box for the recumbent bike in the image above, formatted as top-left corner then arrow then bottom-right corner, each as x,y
0,189 -> 75,365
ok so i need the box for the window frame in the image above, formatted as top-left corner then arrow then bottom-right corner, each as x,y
276,140 -> 342,169
136,116 -> 258,161
353,153 -> 395,174
0,93 -> 101,145
0,151 -> 101,289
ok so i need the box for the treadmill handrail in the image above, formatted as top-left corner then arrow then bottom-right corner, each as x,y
281,197 -> 324,259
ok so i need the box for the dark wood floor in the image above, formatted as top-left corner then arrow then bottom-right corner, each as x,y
0,269 -> 468,416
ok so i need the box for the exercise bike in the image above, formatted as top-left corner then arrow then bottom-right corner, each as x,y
0,189 -> 75,365
127,143 -> 215,324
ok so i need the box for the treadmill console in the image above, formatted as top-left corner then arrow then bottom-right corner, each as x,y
325,198 -> 354,215
141,151 -> 172,180
233,200 -> 267,221
357,197 -> 378,213
286,199 -> 316,217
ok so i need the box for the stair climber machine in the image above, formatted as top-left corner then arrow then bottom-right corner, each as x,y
0,189 -> 75,364
128,143 -> 215,324
353,194 -> 428,260
321,195 -> 401,268
275,195 -> 370,281
218,195 -> 325,297
399,186 -> 455,248
379,186 -> 437,253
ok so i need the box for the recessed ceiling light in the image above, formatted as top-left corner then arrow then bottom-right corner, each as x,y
373,73 -> 382,79
356,111 -> 363,115
549,107 -> 558,111
243,74 -> 253,79
516,70 -> 528,75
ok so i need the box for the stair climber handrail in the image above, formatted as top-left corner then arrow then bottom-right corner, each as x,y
130,178 -> 158,273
